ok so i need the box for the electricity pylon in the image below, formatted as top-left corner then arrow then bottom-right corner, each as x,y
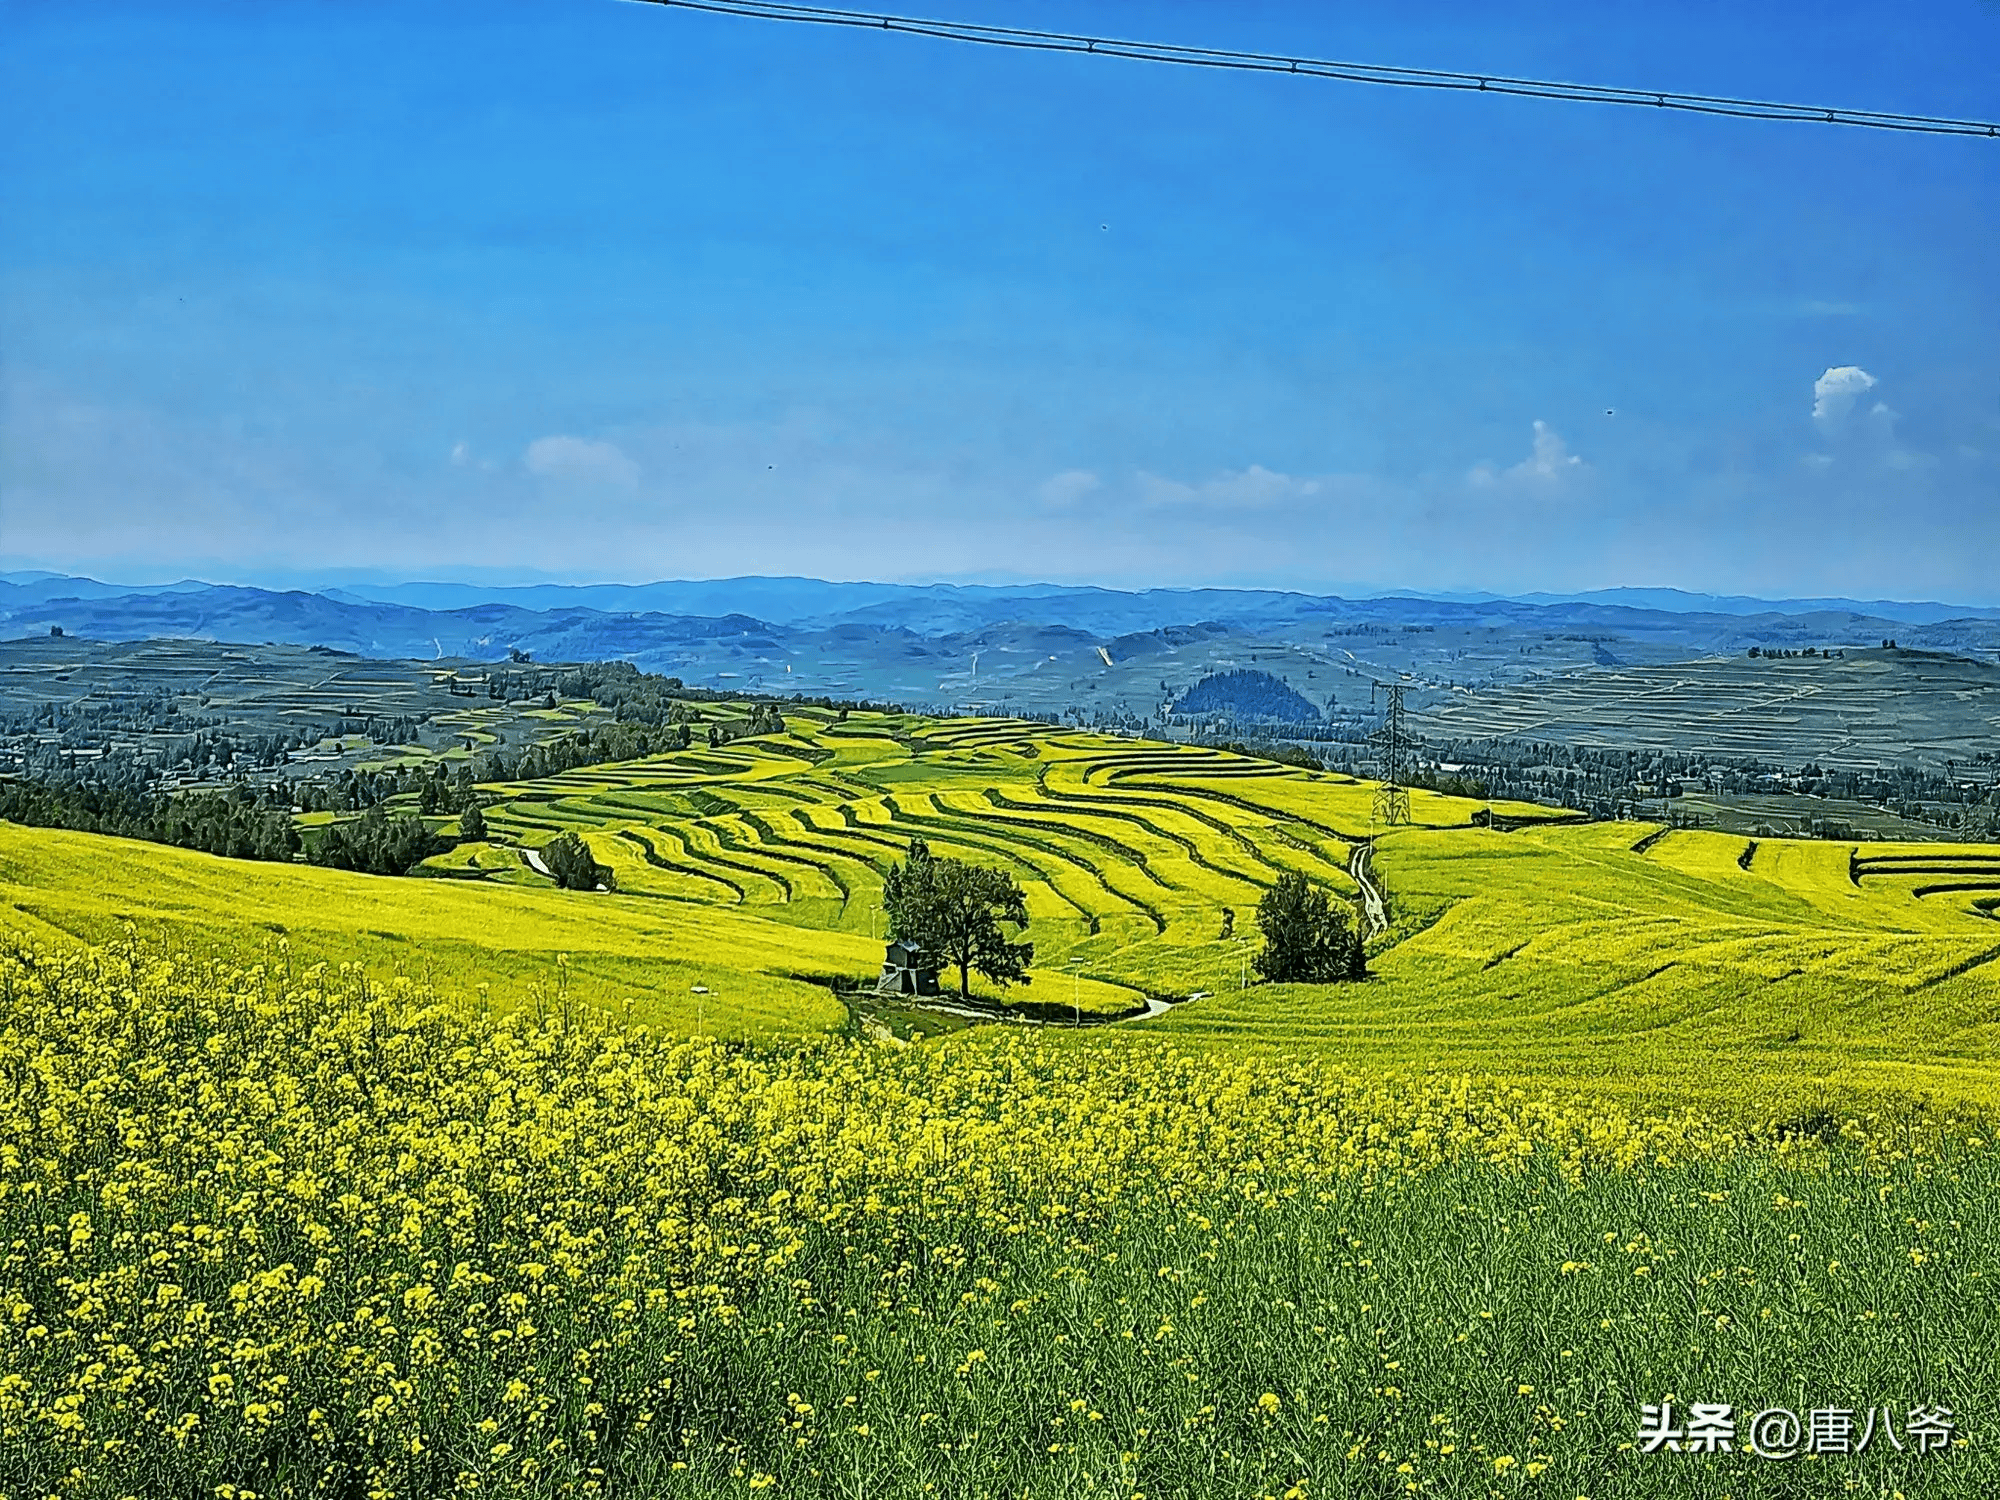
1369,682 -> 1411,827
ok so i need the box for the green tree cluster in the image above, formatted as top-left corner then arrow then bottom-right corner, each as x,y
483,659 -> 894,722
882,839 -> 1033,998
476,722 -> 690,783
540,832 -> 614,892
307,807 -> 450,877
1168,668 -> 1324,724
0,780 -> 300,863
1253,872 -> 1366,983
707,705 -> 786,748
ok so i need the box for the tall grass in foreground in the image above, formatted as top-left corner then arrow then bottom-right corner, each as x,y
0,940 -> 1991,1498
690,1154 -> 1995,1499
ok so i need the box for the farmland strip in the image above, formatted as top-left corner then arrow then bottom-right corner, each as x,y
1034,777 -> 1273,862
749,738 -> 836,765
645,822 -> 788,902
1916,942 -> 2000,989
1110,777 -> 1357,844
878,793 -> 1160,933
979,787 -> 1259,891
734,809 -> 853,902
693,821 -> 798,900
615,828 -> 745,903
793,808 -> 1100,932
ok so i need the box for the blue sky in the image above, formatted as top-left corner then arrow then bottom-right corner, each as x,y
2,0 -> 1996,600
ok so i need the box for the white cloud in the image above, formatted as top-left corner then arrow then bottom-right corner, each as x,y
1468,420 -> 1585,487
523,434 -> 639,487
1811,366 -> 1876,434
1804,369 -> 1934,472
1037,469 -> 1101,508
450,441 -> 471,467
1137,463 -> 1320,508
1514,420 -> 1584,480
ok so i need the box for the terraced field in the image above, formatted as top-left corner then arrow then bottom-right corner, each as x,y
0,821 -> 860,1038
5,706 -> 1996,1113
448,710 -> 1531,1010
0,634 -> 616,784
1415,646 -> 2000,770
406,708 -> 2000,1110
8,706 -> 2000,1493
1853,843 -> 2000,916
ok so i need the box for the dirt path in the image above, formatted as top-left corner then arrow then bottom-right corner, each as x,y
856,986 -> 1187,1036
1350,841 -> 1389,939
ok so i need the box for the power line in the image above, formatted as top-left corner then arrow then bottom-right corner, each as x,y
630,0 -> 2000,139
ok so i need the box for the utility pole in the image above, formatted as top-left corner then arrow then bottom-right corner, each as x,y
1369,682 -> 1412,827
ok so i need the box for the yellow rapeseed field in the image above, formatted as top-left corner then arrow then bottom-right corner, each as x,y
3,936 -> 1994,1497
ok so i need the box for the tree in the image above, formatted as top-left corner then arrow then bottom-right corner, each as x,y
882,838 -> 1034,998
1253,872 -> 1365,983
882,838 -> 940,946
541,831 -> 612,891
417,768 -> 448,814
459,800 -> 487,842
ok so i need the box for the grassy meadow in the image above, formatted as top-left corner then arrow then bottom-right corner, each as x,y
2,708 -> 1997,1497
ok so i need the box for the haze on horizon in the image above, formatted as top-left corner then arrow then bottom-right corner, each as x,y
2,0 -> 1996,603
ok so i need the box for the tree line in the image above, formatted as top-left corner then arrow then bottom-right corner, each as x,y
0,779 -> 301,863
305,806 -> 455,876
474,723 -> 693,783
1307,735 -> 2000,838
478,659 -> 898,726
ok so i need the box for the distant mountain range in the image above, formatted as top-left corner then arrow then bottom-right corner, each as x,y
1502,586 -> 2000,626
5,571 -> 1997,712
9,571 -> 2000,628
